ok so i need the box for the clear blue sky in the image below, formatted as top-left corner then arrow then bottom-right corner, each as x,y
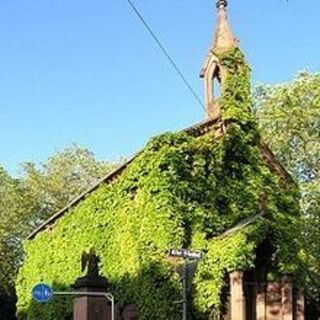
1,0 -> 319,175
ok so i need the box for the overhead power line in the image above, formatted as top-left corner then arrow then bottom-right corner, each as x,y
125,0 -> 207,113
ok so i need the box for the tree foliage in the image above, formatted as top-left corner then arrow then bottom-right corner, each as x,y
0,167 -> 34,287
255,71 -> 320,303
23,145 -> 117,227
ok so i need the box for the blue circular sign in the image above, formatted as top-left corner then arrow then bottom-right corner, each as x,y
32,283 -> 53,303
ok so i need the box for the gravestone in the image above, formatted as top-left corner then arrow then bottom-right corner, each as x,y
122,304 -> 138,320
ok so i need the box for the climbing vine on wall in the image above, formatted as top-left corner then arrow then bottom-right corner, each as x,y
16,48 -> 302,320
218,48 -> 254,125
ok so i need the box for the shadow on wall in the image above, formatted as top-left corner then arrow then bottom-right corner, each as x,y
0,285 -> 17,320
306,300 -> 320,320
17,262 -> 182,320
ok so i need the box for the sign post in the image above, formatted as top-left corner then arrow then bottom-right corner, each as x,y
168,249 -> 204,320
31,284 -> 115,320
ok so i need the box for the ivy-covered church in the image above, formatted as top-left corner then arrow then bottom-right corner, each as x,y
17,1 -> 314,319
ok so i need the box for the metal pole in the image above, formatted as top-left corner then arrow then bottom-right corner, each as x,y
54,291 -> 114,320
182,259 -> 188,320
105,293 -> 115,320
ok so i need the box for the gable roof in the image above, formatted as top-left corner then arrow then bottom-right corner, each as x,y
27,117 -> 293,240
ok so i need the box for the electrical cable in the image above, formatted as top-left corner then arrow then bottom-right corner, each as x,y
125,0 -> 207,114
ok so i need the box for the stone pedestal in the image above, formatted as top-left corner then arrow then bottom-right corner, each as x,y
72,275 -> 111,320
229,270 -> 246,320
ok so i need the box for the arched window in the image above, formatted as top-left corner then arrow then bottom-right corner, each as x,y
212,66 -> 221,101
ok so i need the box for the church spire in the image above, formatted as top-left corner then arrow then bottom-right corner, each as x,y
201,0 -> 238,119
214,0 -> 238,53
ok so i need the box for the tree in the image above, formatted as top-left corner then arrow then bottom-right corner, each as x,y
255,70 -> 320,303
0,167 -> 34,286
0,167 -> 37,319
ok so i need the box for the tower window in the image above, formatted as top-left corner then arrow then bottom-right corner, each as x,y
213,67 -> 221,100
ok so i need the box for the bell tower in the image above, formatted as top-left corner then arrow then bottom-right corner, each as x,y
200,0 -> 238,119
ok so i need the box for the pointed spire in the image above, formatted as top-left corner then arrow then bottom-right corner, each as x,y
214,0 -> 238,53
200,0 -> 239,119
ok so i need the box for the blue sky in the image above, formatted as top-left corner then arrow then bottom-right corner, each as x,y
1,0 -> 319,175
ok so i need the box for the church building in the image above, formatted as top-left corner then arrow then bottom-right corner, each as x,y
17,1 -> 315,319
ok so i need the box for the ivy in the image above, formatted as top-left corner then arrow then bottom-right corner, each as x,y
218,48 -> 255,126
16,48 -> 302,319
193,219 -> 268,317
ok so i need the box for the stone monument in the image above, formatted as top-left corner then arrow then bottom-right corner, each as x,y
72,249 -> 112,320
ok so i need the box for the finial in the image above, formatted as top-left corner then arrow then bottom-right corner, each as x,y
216,0 -> 228,8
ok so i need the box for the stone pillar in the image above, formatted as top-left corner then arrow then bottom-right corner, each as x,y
266,282 -> 282,320
294,289 -> 305,320
256,284 -> 266,320
281,275 -> 293,320
73,276 -> 111,320
229,270 -> 246,320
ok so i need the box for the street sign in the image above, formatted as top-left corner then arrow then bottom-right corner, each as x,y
168,249 -> 204,320
32,283 -> 54,303
168,249 -> 203,260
